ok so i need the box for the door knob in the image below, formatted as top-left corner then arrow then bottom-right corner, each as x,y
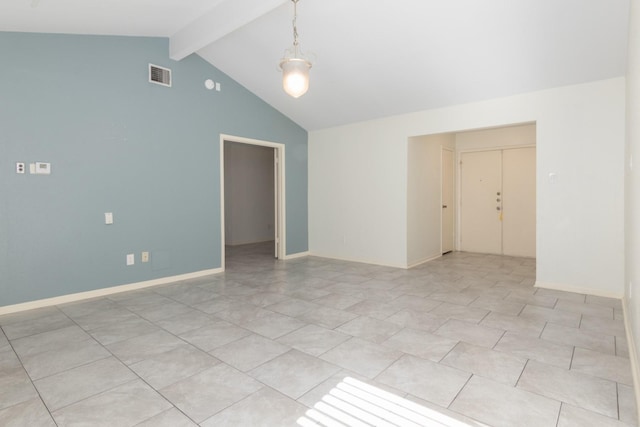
442,205 -> 448,208
496,206 -> 501,211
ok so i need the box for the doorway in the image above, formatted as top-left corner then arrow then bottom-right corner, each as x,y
220,135 -> 286,269
459,146 -> 536,257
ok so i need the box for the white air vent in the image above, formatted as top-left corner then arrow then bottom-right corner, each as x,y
149,64 -> 171,87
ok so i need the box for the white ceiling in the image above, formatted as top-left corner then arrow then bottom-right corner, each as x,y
1,0 -> 630,130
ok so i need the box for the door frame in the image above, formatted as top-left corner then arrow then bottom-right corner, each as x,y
219,134 -> 286,270
441,147 -> 455,254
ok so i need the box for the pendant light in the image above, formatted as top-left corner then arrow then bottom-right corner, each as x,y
279,0 -> 313,98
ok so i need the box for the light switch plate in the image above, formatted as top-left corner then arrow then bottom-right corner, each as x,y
105,212 -> 113,225
126,254 -> 134,266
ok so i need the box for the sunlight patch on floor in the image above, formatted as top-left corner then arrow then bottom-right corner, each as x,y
297,377 -> 482,427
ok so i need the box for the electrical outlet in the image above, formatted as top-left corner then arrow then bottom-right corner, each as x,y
141,251 -> 149,263
16,162 -> 25,174
126,253 -> 134,266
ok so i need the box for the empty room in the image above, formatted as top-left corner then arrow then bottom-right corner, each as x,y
1,0 -> 640,426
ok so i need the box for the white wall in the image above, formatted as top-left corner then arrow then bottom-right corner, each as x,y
310,78 -> 625,296
224,142 -> 275,246
455,124 -> 536,151
407,134 -> 455,266
625,0 -> 640,417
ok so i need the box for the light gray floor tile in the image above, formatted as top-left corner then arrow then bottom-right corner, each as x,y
520,304 -> 582,328
518,360 -> 618,418
336,316 -> 402,344
297,306 -> 358,329
585,295 -> 623,310
541,322 -> 615,355
276,324 -> 350,357
20,338 -> 110,380
389,295 -> 442,312
153,310 -> 215,335
429,302 -> 490,323
210,334 -> 290,372
580,315 -> 626,337
11,325 -> 91,359
345,299 -> 400,320
52,380 -> 171,427
133,300 -> 199,322
130,345 -> 220,389
105,329 -> 188,365
533,289 -> 586,303
386,309 -> 448,332
0,370 -> 39,411
556,299 -> 614,319
265,298 -> 320,317
296,370 -> 408,409
241,310 -> 306,339
557,403 -> 633,427
441,342 -> 527,386
450,375 -> 560,427
160,363 -> 262,423
426,290 -> 480,306
382,327 -> 458,362
250,349 -> 341,399
470,296 -> 525,315
0,306 -> 61,326
571,347 -> 633,385
58,298 -> 119,318
0,397 -> 56,427
71,307 -> 141,331
505,292 -> 558,308
200,387 -> 308,427
320,337 -> 403,379
480,311 -> 546,337
312,293 -> 364,310
244,291 -> 290,307
1,311 -> 74,340
376,354 -> 470,407
177,319 -> 250,352
34,356 -> 136,411
618,383 -> 639,425
617,336 -> 631,358
191,295 -> 240,314
89,316 -> 159,346
134,407 -> 198,427
494,331 -> 574,369
435,319 -> 505,348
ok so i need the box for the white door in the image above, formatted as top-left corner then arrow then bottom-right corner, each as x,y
502,147 -> 536,257
460,147 -> 536,257
460,150 -> 503,254
441,149 -> 455,253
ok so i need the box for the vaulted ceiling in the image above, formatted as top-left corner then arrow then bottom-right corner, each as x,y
1,0 -> 630,130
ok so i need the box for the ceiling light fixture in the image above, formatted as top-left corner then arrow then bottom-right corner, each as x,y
279,0 -> 313,98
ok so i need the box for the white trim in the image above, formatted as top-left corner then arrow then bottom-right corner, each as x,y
0,268 -> 223,316
407,253 -> 442,269
308,252 -> 408,269
534,280 -> 624,299
282,251 -> 310,260
220,134 -> 286,269
622,297 -> 640,424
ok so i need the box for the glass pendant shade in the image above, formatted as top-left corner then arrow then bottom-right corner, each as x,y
281,58 -> 311,98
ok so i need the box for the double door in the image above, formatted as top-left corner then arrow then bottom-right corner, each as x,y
460,147 -> 536,257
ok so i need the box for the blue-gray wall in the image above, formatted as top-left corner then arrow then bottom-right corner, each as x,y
0,32 -> 308,306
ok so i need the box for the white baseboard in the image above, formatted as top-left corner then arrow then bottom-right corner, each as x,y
0,268 -> 223,316
282,251 -> 310,260
622,297 -> 640,424
307,252 -> 408,269
407,254 -> 442,269
534,280 -> 624,299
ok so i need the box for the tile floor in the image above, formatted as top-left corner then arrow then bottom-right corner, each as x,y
0,242 -> 637,426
